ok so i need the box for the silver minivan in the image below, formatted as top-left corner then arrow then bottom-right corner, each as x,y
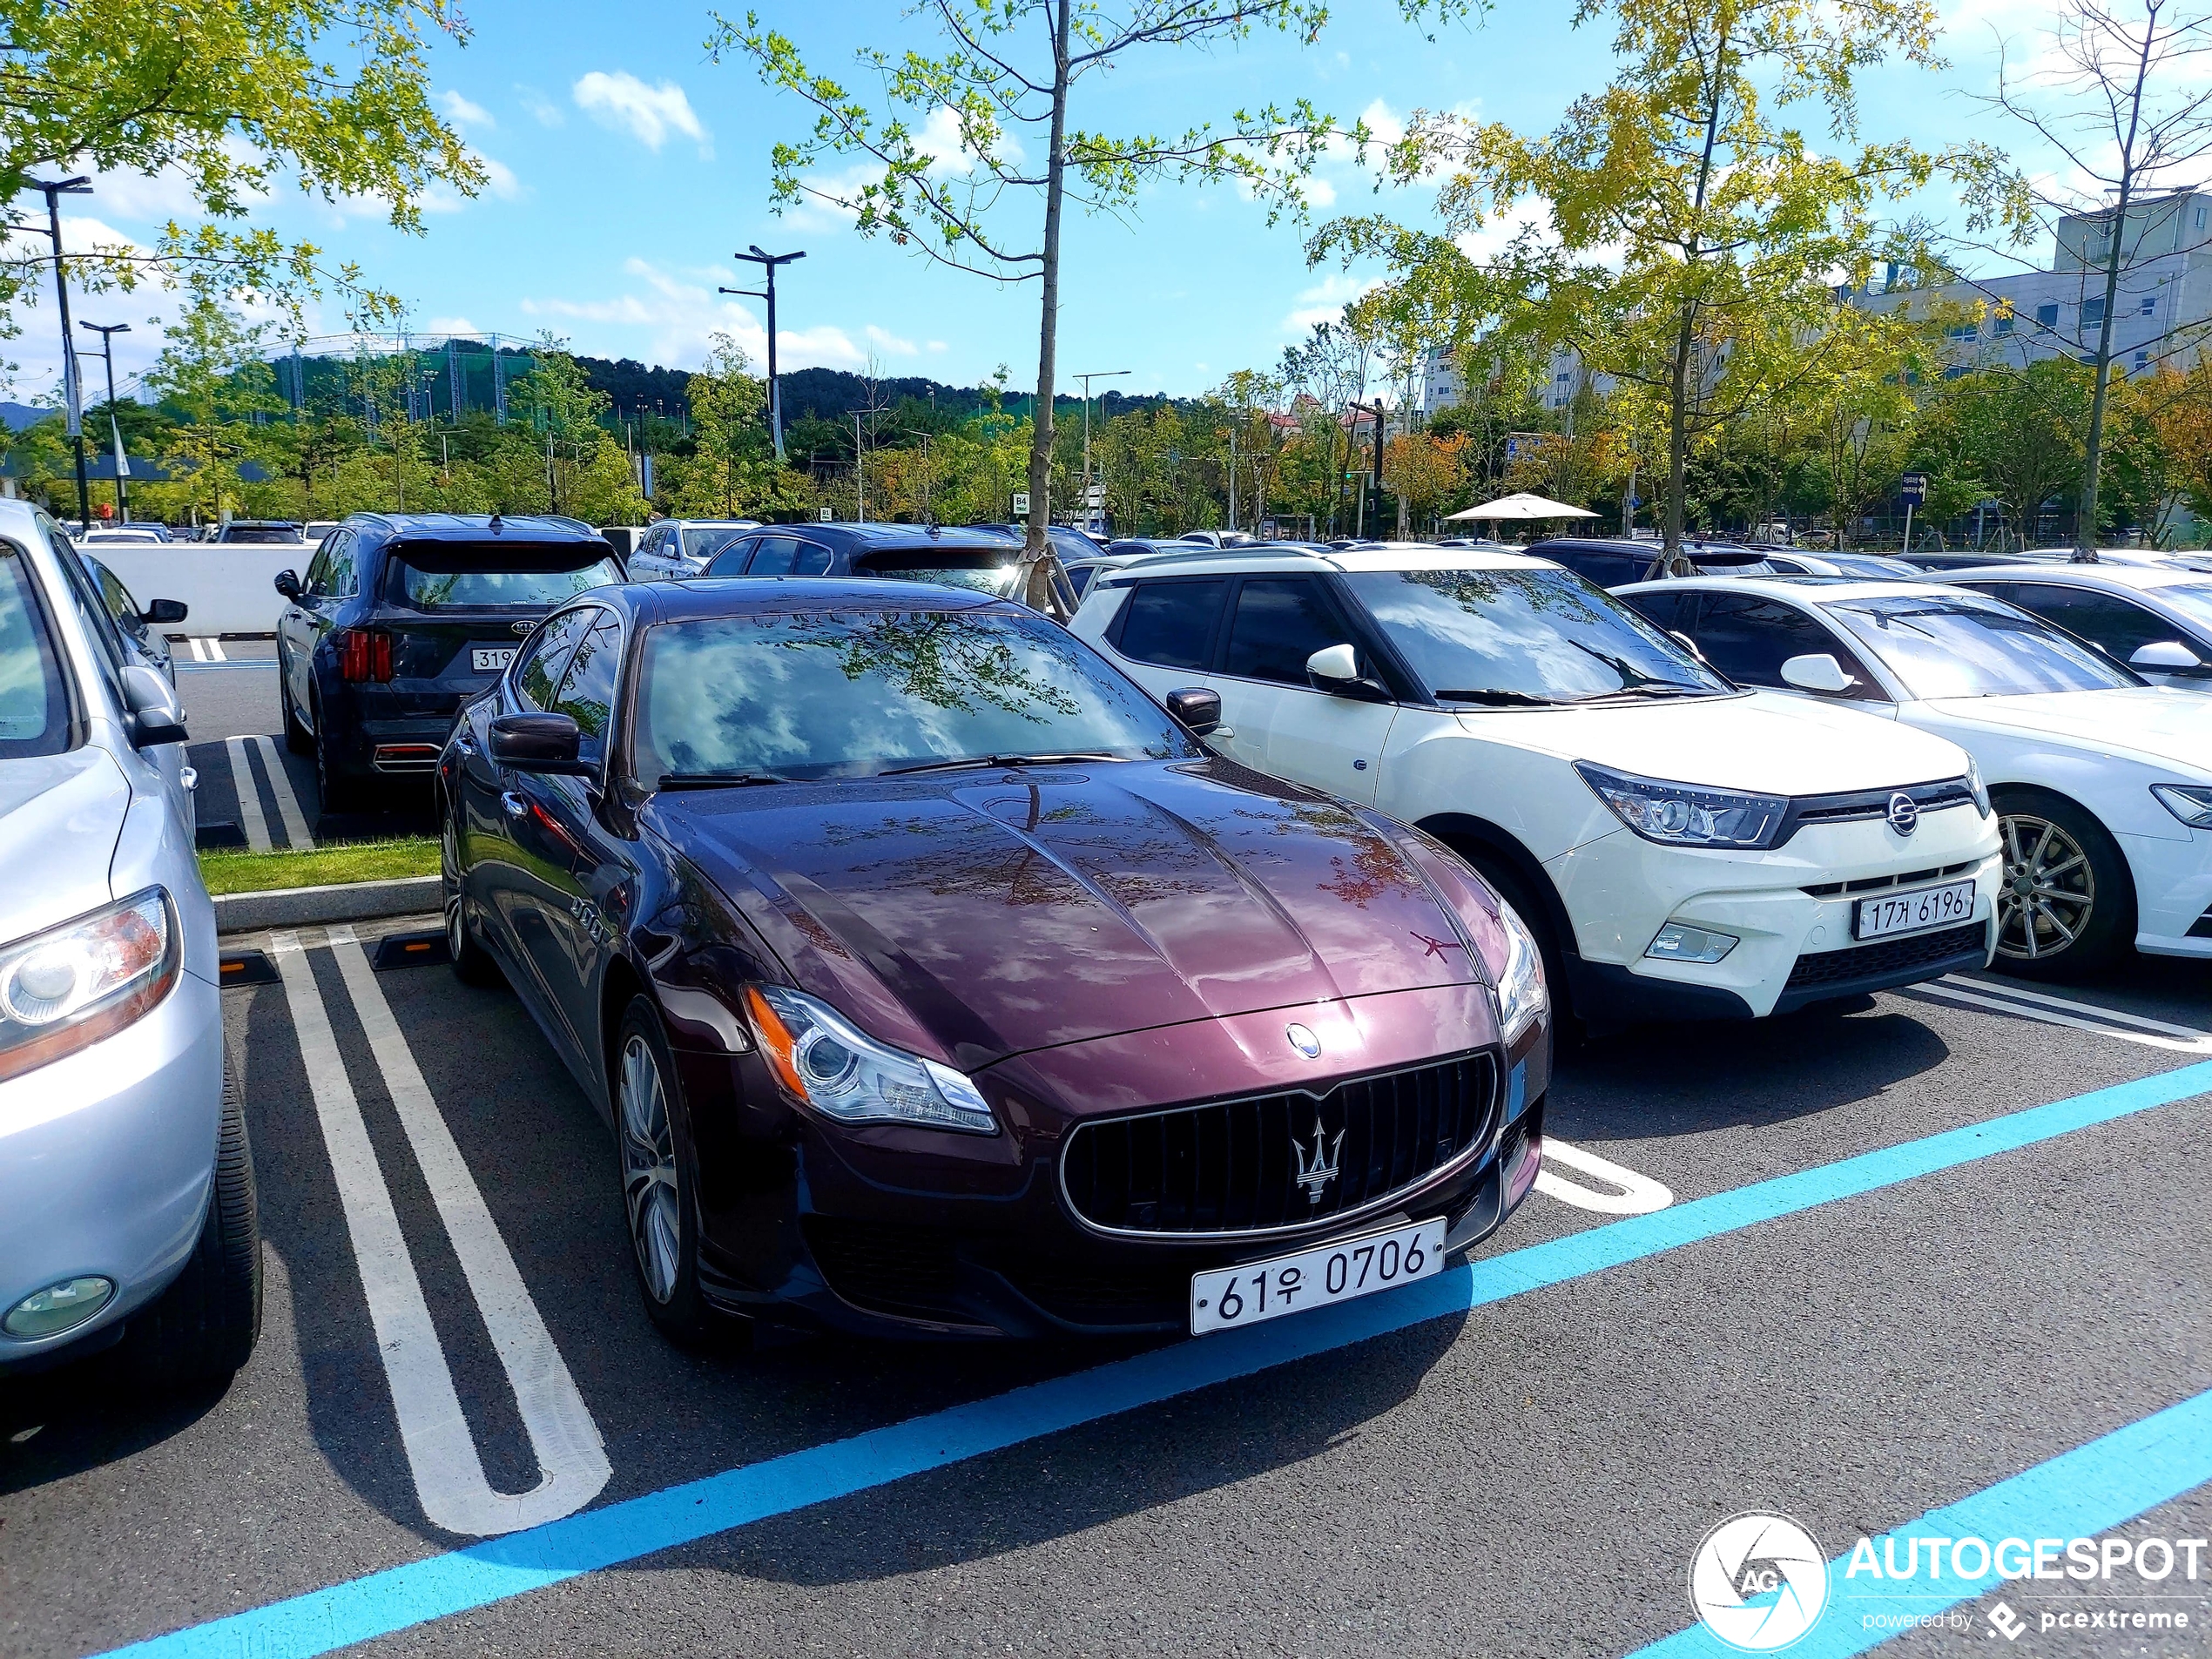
0,501 -> 259,1384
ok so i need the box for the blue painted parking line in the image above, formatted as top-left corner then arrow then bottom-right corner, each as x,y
103,1059 -> 2212,1659
1630,1386 -> 2212,1656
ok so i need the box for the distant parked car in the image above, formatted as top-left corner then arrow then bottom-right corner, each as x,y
79,552 -> 186,685
703,523 -> 1036,599
302,520 -> 341,545
626,519 -> 760,582
1757,551 -> 1923,580
1934,561 -> 2212,691
1526,536 -> 1780,586
212,520 -> 305,544
1892,547 -> 2072,573
0,498 -> 259,1387
80,525 -> 169,547
274,512 -> 625,810
966,522 -> 1108,563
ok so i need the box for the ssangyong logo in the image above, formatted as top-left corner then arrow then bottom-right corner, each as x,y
1688,1513 -> 1830,1650
1886,792 -> 1919,835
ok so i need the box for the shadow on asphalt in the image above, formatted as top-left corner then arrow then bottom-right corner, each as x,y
0,1360 -> 232,1498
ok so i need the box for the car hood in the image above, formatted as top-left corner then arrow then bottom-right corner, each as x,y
0,749 -> 132,941
646,759 -> 1487,1069
1452,690 -> 1970,793
1919,687 -> 2212,775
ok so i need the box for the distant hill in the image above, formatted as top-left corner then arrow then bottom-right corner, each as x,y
1,401 -> 49,432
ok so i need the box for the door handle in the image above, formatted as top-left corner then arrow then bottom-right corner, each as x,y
179,766 -> 199,792
455,733 -> 476,756
501,791 -> 528,819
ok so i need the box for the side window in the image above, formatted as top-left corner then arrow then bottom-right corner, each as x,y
1559,549 -> 1641,588
1223,577 -> 1355,686
1693,593 -> 1882,698
90,561 -> 147,641
2007,584 -> 2189,664
703,536 -> 757,577
787,540 -> 833,577
301,544 -> 335,598
550,614 -> 620,753
42,522 -> 129,693
1116,579 -> 1230,671
512,609 -> 593,712
327,532 -> 359,598
746,536 -> 803,577
1621,589 -> 1695,636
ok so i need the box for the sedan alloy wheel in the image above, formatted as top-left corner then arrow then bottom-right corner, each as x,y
1996,812 -> 2094,961
619,1034 -> 683,1305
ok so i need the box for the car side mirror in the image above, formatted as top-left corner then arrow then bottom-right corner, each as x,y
142,597 -> 188,626
2130,639 -> 2205,671
1305,643 -> 1392,702
1779,653 -> 1856,694
120,664 -> 187,748
273,570 -> 302,600
489,712 -> 592,775
1163,686 -> 1224,735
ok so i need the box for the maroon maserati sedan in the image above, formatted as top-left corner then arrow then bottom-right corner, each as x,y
439,577 -> 1549,1343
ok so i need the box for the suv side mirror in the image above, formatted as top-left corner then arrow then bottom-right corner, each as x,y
142,597 -> 189,626
1305,643 -> 1392,702
1163,686 -> 1224,735
2130,639 -> 2206,672
120,664 -> 188,748
489,712 -> 592,775
1779,653 -> 1856,694
273,570 -> 302,600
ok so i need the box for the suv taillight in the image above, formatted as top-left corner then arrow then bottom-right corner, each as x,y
337,629 -> 394,683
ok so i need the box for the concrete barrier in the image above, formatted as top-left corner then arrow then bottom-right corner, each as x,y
91,543 -> 314,637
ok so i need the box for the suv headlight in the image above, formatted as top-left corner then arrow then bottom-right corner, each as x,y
1491,900 -> 1548,1045
743,985 -> 997,1134
1966,756 -> 1990,817
2151,783 -> 2212,828
1574,761 -> 1788,850
0,889 -> 181,1084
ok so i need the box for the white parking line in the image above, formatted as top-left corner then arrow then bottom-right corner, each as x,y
270,929 -> 609,1535
203,636 -> 226,662
1910,974 -> 2212,1054
252,733 -> 314,848
183,637 -> 205,663
1534,1137 -> 1676,1215
224,737 -> 272,853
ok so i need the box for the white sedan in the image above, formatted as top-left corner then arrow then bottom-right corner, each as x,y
1618,576 -> 2212,978
1932,560 -> 2212,691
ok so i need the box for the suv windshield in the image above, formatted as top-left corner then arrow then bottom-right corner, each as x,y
1342,567 -> 1730,705
391,543 -> 623,610
218,524 -> 300,543
1826,593 -> 2141,698
680,526 -> 753,561
0,541 -> 74,756
634,606 -> 1195,782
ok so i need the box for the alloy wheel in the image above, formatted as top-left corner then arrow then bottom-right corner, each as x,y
1995,813 -> 2094,961
618,1035 -> 682,1305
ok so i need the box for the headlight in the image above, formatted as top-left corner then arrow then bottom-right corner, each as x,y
2151,783 -> 2212,828
0,889 -> 180,1085
743,985 -> 997,1134
1966,757 -> 1990,817
1574,761 -> 1788,849
1491,900 -> 1548,1045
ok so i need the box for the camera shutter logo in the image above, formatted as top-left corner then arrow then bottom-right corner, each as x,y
1687,1512 -> 1829,1651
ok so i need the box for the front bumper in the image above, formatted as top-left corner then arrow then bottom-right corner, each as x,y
2121,827 -> 2212,957
1552,811 -> 2002,1021
0,972 -> 223,1370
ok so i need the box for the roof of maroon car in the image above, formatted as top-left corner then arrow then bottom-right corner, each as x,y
641,575 -> 1015,624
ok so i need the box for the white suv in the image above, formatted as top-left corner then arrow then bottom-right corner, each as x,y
1071,547 -> 2003,1024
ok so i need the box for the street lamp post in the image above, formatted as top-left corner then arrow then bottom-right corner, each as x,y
78,320 -> 131,522
721,246 -> 806,463
1072,369 -> 1129,534
24,177 -> 94,527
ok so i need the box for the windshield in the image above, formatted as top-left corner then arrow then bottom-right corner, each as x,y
633,606 -> 1197,782
1826,593 -> 2140,697
867,562 -> 1027,598
680,526 -> 753,561
2141,583 -> 2212,637
1342,566 -> 1731,705
219,525 -> 300,543
392,545 -> 623,610
0,542 -> 73,756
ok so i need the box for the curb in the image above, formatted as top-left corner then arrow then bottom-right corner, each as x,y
214,874 -> 442,934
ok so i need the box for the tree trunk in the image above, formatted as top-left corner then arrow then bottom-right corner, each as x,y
1019,0 -> 1074,617
1658,26 -> 1730,577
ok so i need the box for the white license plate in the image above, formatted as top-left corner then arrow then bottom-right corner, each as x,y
1854,878 -> 1976,941
1190,1217 -> 1446,1336
470,647 -> 517,672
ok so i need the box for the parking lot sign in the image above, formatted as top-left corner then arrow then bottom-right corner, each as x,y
1900,471 -> 1928,505
1012,490 -> 1030,516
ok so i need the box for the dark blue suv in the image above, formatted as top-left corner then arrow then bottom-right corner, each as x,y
699,523 -> 1031,594
274,513 -> 624,809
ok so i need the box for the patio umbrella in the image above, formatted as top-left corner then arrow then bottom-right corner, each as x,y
1446,491 -> 1599,522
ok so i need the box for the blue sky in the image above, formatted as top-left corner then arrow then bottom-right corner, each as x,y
30,0 -> 2069,403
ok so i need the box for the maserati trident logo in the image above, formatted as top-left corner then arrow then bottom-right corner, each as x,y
1285,1022 -> 1323,1059
1292,1116 -> 1345,1204
1886,792 -> 1919,835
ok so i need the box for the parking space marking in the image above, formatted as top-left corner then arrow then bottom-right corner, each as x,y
270,929 -> 609,1537
1630,1384 -> 2212,1656
185,636 -> 226,662
99,1056 -> 2212,1659
1909,974 -> 2212,1055
1534,1137 -> 1676,1215
224,737 -> 273,853
253,732 -> 314,847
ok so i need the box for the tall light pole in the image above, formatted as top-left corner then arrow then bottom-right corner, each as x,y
78,320 -> 131,521
25,177 -> 94,526
1072,369 -> 1129,533
721,245 -> 805,462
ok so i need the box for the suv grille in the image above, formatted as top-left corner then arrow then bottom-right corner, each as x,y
1060,1051 -> 1500,1238
1784,921 -> 1988,990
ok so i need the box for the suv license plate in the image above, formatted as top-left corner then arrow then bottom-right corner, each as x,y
1854,878 -> 1975,941
471,647 -> 517,672
1190,1217 -> 1445,1336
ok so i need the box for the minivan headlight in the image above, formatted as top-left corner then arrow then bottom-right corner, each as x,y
0,889 -> 180,1084
1491,900 -> 1548,1045
743,985 -> 997,1134
1574,762 -> 1788,850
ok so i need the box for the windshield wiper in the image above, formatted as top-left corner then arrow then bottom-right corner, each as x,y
657,771 -> 804,790
878,752 -> 1124,776
1574,684 -> 1718,701
1433,688 -> 1558,707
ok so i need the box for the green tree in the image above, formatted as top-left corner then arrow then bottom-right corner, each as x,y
1928,361 -> 2093,547
138,295 -> 282,526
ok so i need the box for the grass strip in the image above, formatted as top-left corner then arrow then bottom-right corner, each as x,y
198,836 -> 440,896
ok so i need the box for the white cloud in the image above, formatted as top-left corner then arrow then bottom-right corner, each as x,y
1359,98 -> 1406,148
865,324 -> 918,355
926,340 -> 948,353
436,90 -> 496,131
519,257 -> 875,370
915,104 -> 1024,176
516,84 -> 566,127
1305,177 -> 1339,208
426,315 -> 482,335
572,71 -> 711,156
1283,272 -> 1380,332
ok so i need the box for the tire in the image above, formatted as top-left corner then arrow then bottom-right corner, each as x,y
613,997 -> 746,1350
280,671 -> 312,754
122,1054 -> 263,1387
442,792 -> 502,987
312,696 -> 358,815
1991,790 -> 2134,981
